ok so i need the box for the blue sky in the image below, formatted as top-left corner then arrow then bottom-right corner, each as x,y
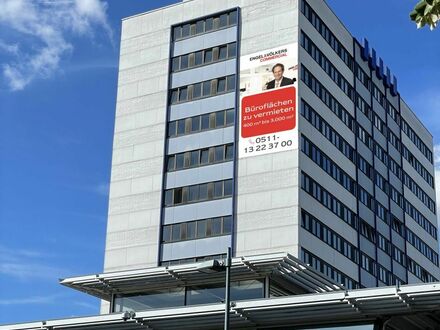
0,0 -> 439,325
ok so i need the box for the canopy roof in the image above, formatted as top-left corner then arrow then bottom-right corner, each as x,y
59,252 -> 344,300
2,282 -> 440,330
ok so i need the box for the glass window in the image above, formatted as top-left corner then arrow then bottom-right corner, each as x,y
164,190 -> 173,206
208,146 -> 215,162
181,24 -> 190,38
177,119 -> 185,135
214,181 -> 223,198
162,226 -> 171,242
188,53 -> 195,67
183,152 -> 191,167
211,217 -> 222,235
219,13 -> 228,27
191,116 -> 200,132
196,20 -> 204,34
197,220 -> 207,238
213,17 -> 220,29
217,78 -> 226,93
195,51 -> 203,66
173,26 -> 181,40
174,188 -> 183,205
204,49 -> 213,63
207,182 -> 214,199
190,23 -> 196,36
175,154 -> 184,170
229,11 -> 238,25
172,224 -> 181,241
180,55 -> 189,70
223,216 -> 232,234
219,45 -> 227,60
225,144 -> 234,160
203,81 -> 211,96
189,185 -> 198,202
209,112 -> 216,129
185,118 -> 192,134
187,221 -> 196,240
170,90 -> 178,104
226,109 -> 235,125
228,42 -> 237,58
200,148 -> 209,164
215,145 -> 224,162
179,87 -> 188,102
181,187 -> 188,203
199,183 -> 208,200
224,179 -> 233,196
187,284 -> 224,305
192,83 -> 202,99
114,288 -> 185,312
227,75 -> 235,91
205,17 -> 213,31
168,121 -> 177,137
167,155 -> 175,171
172,57 -> 180,71
190,150 -> 199,166
215,111 -> 225,128
201,114 -> 210,130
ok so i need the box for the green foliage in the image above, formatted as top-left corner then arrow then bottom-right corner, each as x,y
410,0 -> 440,30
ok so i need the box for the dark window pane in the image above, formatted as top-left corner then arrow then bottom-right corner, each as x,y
190,23 -> 196,36
219,13 -> 228,27
228,42 -> 237,58
213,17 -> 220,29
191,116 -> 200,132
226,109 -> 235,125
188,53 -> 195,67
175,154 -> 184,169
177,120 -> 185,135
203,81 -> 211,96
190,150 -> 199,166
211,217 -> 222,235
172,57 -> 180,71
162,226 -> 171,242
197,220 -> 207,238
195,51 -> 203,66
217,78 -> 226,93
174,188 -> 183,204
196,20 -> 204,34
183,152 -> 191,167
219,46 -> 227,60
181,24 -> 190,38
204,49 -> 213,63
167,155 -> 175,171
179,87 -> 188,102
189,185 -> 199,201
227,75 -> 236,91
199,183 -> 208,200
229,11 -> 238,25
225,144 -> 234,160
172,224 -> 181,241
207,182 -> 214,199
180,55 -> 189,70
208,147 -> 215,163
205,17 -> 213,31
187,222 -> 196,239
173,26 -> 182,40
223,216 -> 232,234
215,111 -> 225,128
182,187 -> 188,203
168,121 -> 177,137
193,83 -> 202,99
224,179 -> 233,196
180,223 -> 187,240
201,114 -> 210,130
200,149 -> 209,164
215,145 -> 224,162
214,181 -> 223,198
170,90 -> 178,104
185,118 -> 192,134
164,190 -> 173,206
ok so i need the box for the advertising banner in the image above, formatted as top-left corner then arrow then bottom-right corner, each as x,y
239,43 -> 298,158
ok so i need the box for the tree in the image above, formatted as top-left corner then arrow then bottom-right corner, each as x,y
410,0 -> 440,30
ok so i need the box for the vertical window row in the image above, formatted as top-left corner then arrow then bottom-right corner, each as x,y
167,143 -> 234,172
401,119 -> 433,163
172,42 -> 237,72
170,75 -> 236,104
172,10 -> 238,41
162,216 -> 233,243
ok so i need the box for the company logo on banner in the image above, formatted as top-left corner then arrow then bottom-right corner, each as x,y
239,43 -> 298,158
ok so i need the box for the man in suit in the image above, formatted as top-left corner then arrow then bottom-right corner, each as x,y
266,63 -> 296,89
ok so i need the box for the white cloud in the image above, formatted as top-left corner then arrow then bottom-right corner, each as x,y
0,294 -> 60,306
0,0 -> 112,91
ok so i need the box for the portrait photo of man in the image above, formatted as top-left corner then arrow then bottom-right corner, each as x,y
266,63 -> 296,90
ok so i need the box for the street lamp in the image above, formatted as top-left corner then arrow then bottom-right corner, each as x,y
196,247 -> 232,330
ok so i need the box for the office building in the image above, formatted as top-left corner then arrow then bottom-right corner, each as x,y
2,0 -> 439,329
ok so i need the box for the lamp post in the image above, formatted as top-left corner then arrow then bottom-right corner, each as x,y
195,247 -> 232,330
